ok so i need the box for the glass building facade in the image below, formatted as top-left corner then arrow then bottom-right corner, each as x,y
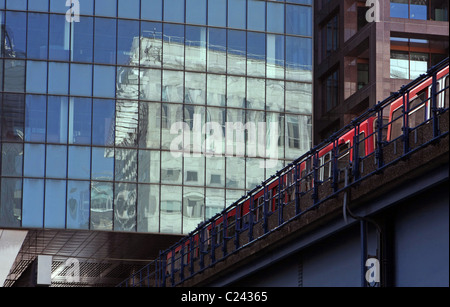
0,0 -> 313,235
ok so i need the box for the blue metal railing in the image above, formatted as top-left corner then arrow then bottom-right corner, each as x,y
117,57 -> 449,288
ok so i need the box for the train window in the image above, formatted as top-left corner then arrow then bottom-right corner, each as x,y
390,107 -> 403,140
445,76 -> 449,109
358,133 -> 366,157
227,215 -> 235,237
408,90 -> 427,128
337,142 -> 350,169
321,152 -> 332,181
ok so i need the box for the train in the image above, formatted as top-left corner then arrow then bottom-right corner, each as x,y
164,62 -> 449,278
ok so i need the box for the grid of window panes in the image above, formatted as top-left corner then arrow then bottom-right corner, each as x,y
0,0 -> 313,234
390,0 -> 449,21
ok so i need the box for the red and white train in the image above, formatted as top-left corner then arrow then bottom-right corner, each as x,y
165,63 -> 449,276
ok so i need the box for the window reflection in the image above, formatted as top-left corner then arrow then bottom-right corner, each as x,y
0,178 -> 22,227
49,14 -> 70,61
68,146 -> 91,179
44,179 -> 66,228
185,72 -> 206,104
138,150 -> 160,183
72,16 -> 93,62
163,23 -> 184,69
207,74 -> 226,106
4,11 -> 26,58
186,0 -> 207,25
227,30 -> 246,75
247,32 -> 266,77
22,179 -> 44,228
25,94 -> 46,142
69,97 -> 92,145
27,13 -> 48,60
94,17 -> 116,64
117,19 -> 139,66
139,102 -> 161,149
67,180 -> 90,230
183,186 -> 205,233
92,99 -> 115,146
114,183 -> 136,232
185,26 -> 207,71
115,148 -> 137,182
46,145 -> 67,178
207,28 -> 227,73
91,147 -> 114,181
1,143 -> 23,177
90,181 -> 113,230
160,185 -> 182,234
1,94 -> 25,141
137,184 -> 160,233
24,144 -> 45,177
47,96 -> 68,144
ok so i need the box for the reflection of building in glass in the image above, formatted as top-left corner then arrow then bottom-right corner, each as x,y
0,0 -> 313,237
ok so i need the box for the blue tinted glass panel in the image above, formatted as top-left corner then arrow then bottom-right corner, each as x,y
390,0 -> 409,18
114,183 -> 137,232
79,0 -> 94,14
28,0 -> 49,11
26,61 -> 47,94
72,16 -> 93,62
267,2 -> 285,33
49,14 -> 70,61
91,147 -> 114,180
208,0 -> 226,26
67,180 -> 90,230
46,145 -> 67,178
1,94 -> 25,141
1,143 -> 23,177
47,96 -> 68,143
164,0 -> 184,22
410,0 -> 427,19
94,18 -> 117,65
95,0 -> 117,16
93,65 -> 116,97
24,144 -> 45,177
3,60 -> 26,92
0,178 -> 22,228
141,0 -> 162,21
5,12 -> 26,58
207,28 -> 226,73
140,21 -> 163,68
247,32 -> 266,77
90,181 -> 113,230
6,0 -> 26,10
117,19 -> 139,66
50,0 -> 66,13
290,0 -> 312,4
286,36 -> 312,80
48,62 -> 69,94
186,0 -> 206,24
118,0 -> 140,18
92,99 -> 115,146
22,179 -> 44,228
228,0 -> 246,29
25,94 -> 46,142
27,13 -> 49,59
115,149 -> 137,182
44,180 -> 66,228
70,64 -> 92,96
266,34 -> 284,79
69,98 -> 91,145
286,4 -> 312,36
248,0 -> 266,31
68,146 -> 91,179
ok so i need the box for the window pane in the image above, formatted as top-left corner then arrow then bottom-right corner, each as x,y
94,18 -> 117,64
183,186 -> 204,233
26,61 -> 47,94
140,68 -> 161,101
46,145 -> 67,178
226,157 -> 245,189
185,26 -> 207,71
68,146 -> 91,179
1,94 -> 25,141
44,180 -> 66,228
184,156 -> 205,186
205,107 -> 225,155
70,64 -> 92,96
0,178 -> 22,227
246,158 -> 265,190
7,0 -> 26,10
72,16 -> 93,62
430,0 -> 449,21
22,179 -> 44,228
5,12 -> 26,58
248,0 -> 265,31
228,0 -> 246,29
160,185 -> 182,234
27,13 -> 48,60
247,32 -> 266,77
118,0 -> 140,19
67,180 -> 90,230
267,2 -> 284,33
139,102 -> 161,149
115,100 -> 139,147
117,19 -> 139,66
138,150 -> 160,183
227,30 -> 246,75
95,0 -> 117,17
140,21 -> 163,68
49,14 -> 70,61
162,70 -> 184,103
206,156 -> 225,187
390,50 -> 409,79
185,72 -> 206,104
91,147 -> 114,181
1,143 -> 22,177
93,65 -> 116,98
390,0 -> 409,18
186,0 -> 206,24
266,80 -> 285,112
114,183 -> 137,232
48,62 -> 69,94
227,76 -> 246,108
25,94 -> 46,142
286,4 -> 312,36
285,82 -> 312,114
207,74 -> 226,106
247,78 -> 265,110
90,181 -> 113,230
164,0 -> 184,22
207,28 -> 227,73
49,0 -> 66,12
4,60 -> 26,92
410,0 -> 428,20
137,184 -> 159,233
208,0 -> 226,26
24,144 -> 45,177
161,151 -> 182,184
117,66 -> 139,100
142,0 -> 162,20
92,99 -> 115,146
286,36 -> 312,81
115,148 -> 137,182
69,98 -> 92,145
163,23 -> 184,69
47,96 -> 68,143
28,0 -> 48,11
410,52 -> 429,79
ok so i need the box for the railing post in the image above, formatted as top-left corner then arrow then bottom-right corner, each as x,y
222,211 -> 228,257
431,72 -> 440,137
402,90 -> 410,155
295,165 -> 301,215
312,151 -> 319,205
235,203 -> 241,250
189,235 -> 194,276
277,174 -> 284,225
211,220 -> 216,264
263,184 -> 269,233
353,122 -> 360,180
180,242 -> 185,282
332,139 -> 339,192
199,227 -> 205,270
248,195 -> 254,242
376,101 -> 384,169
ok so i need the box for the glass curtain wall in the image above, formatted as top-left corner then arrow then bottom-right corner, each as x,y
0,0 -> 313,235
